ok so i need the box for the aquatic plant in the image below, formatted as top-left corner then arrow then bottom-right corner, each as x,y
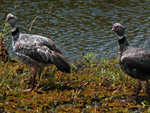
0,22 -> 10,42
0,52 -> 150,112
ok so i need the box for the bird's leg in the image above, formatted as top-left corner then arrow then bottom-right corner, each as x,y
32,67 -> 43,90
135,79 -> 141,100
20,64 -> 24,83
31,66 -> 37,89
146,80 -> 150,101
38,67 -> 42,82
23,66 -> 37,91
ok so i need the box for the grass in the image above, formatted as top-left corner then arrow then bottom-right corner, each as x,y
1,18 -> 150,112
0,53 -> 150,113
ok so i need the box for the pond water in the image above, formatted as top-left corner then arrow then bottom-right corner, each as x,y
0,0 -> 150,62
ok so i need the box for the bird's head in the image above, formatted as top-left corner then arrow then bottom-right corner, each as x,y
6,13 -> 20,31
112,23 -> 125,37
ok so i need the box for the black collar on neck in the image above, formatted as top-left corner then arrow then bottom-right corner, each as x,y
118,36 -> 126,44
11,27 -> 19,36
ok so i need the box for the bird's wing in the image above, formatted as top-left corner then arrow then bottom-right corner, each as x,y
50,51 -> 71,73
121,48 -> 150,74
15,34 -> 61,62
27,34 -> 62,54
15,34 -> 71,72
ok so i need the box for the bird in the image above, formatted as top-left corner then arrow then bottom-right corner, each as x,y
112,23 -> 150,101
6,13 -> 71,91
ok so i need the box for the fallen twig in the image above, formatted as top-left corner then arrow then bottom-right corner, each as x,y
15,0 -> 18,16
29,16 -> 38,34
3,3 -> 7,20
44,8 -> 51,36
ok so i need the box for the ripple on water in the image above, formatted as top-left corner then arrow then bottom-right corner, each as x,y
0,0 -> 150,61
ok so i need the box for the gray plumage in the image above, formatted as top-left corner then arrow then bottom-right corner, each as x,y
112,23 -> 150,101
6,13 -> 71,91
12,33 -> 70,71
120,48 -> 150,81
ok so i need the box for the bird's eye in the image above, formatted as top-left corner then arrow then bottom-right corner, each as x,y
114,26 -> 119,29
8,17 -> 13,21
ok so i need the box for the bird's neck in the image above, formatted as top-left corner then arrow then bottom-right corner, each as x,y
11,27 -> 19,36
118,36 -> 131,53
10,23 -> 19,32
11,27 -> 20,43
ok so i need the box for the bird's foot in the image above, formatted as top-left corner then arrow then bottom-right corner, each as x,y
22,84 -> 35,92
22,88 -> 33,92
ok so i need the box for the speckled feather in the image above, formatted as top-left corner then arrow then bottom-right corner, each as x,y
112,23 -> 150,81
7,13 -> 71,73
113,23 -> 150,100
6,13 -> 71,91
12,31 -> 70,72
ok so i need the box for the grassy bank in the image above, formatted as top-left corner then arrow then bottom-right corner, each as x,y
1,18 -> 150,113
0,54 -> 150,113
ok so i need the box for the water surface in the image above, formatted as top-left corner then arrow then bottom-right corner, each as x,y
0,0 -> 150,62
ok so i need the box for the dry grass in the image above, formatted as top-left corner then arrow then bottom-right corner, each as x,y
0,55 -> 150,113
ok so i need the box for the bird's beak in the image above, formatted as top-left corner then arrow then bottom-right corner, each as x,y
5,18 -> 8,22
112,27 -> 114,31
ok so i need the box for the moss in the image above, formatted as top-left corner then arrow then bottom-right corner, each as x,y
0,56 -> 150,112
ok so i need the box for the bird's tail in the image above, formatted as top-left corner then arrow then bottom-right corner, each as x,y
51,51 -> 71,73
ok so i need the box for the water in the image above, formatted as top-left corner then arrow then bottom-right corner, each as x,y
0,0 -> 150,62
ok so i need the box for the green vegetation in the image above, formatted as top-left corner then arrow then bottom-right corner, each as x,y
0,53 -> 150,112
1,20 -> 150,113
0,22 -> 10,42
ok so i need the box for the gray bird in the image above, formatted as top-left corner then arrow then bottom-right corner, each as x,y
6,13 -> 71,91
112,23 -> 150,101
